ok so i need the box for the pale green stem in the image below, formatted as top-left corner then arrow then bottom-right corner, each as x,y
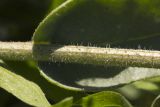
0,41 -> 160,68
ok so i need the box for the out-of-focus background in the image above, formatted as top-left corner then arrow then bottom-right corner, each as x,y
0,0 -> 67,41
0,0 -> 57,106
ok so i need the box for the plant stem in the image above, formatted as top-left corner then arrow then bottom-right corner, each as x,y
0,42 -> 33,61
0,41 -> 160,68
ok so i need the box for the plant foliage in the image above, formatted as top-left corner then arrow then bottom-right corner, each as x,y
0,0 -> 160,107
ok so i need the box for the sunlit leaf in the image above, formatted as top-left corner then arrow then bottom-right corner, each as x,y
0,65 -> 50,107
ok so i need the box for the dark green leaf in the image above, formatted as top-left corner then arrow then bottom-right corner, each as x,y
52,91 -> 132,107
33,0 -> 160,91
33,0 -> 160,44
75,91 -> 133,107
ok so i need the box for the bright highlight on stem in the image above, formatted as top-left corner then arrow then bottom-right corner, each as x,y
0,41 -> 160,68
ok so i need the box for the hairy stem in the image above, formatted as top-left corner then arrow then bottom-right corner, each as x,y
0,41 -> 160,68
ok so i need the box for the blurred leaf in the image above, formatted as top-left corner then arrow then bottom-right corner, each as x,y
52,91 -> 132,107
118,85 -> 141,100
0,65 -> 50,107
75,67 -> 160,88
76,91 -> 133,107
53,97 -> 73,107
133,81 -> 160,92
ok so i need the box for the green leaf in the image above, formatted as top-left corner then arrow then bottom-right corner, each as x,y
0,60 -> 12,107
51,0 -> 67,9
133,81 -> 160,92
33,0 -> 160,44
5,61 -> 86,102
76,91 -> 133,107
53,97 -> 73,107
52,91 -> 132,107
32,0 -> 160,92
0,65 -> 50,107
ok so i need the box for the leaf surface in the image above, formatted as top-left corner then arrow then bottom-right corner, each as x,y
76,91 -> 133,107
33,0 -> 160,91
0,65 -> 50,107
52,91 -> 133,107
53,97 -> 73,107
